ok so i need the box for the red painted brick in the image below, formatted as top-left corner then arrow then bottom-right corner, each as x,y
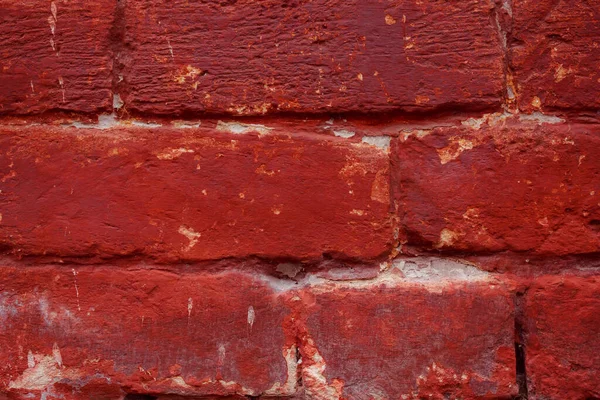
0,267 -> 294,398
524,274 -> 600,400
291,258 -> 517,399
393,121 -> 600,256
0,125 -> 392,261
511,0 -> 600,112
0,0 -> 114,115
120,0 -> 504,115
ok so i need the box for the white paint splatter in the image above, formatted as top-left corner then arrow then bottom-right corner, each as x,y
247,306 -> 255,329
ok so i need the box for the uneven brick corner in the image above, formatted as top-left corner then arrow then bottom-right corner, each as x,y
511,0 -> 600,113
393,121 -> 600,257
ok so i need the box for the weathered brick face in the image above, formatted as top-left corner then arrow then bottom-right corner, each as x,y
0,1 -> 599,400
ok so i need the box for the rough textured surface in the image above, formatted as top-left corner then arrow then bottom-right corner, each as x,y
394,121 -> 600,256
0,0 -> 114,115
294,260 -> 517,399
1,1 -> 600,399
119,0 -> 505,115
512,0 -> 600,113
0,125 -> 392,262
524,274 -> 600,400
0,267 -> 293,398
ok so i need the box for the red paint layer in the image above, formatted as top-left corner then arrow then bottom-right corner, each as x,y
524,274 -> 600,400
0,267 -> 292,398
0,0 -> 114,115
512,0 -> 600,112
0,125 -> 392,262
393,122 -> 600,256
120,0 -> 504,115
296,279 -> 516,399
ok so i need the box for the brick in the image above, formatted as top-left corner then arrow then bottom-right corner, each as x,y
0,0 -> 114,115
292,258 -> 517,399
0,267 -> 294,398
393,121 -> 600,256
120,0 -> 504,115
0,124 -> 392,261
524,275 -> 600,400
511,0 -> 600,112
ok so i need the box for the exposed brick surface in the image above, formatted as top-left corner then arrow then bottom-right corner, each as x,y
524,274 -> 600,400
0,0 -> 114,115
393,121 -> 600,256
119,0 -> 504,115
297,259 -> 517,399
0,125 -> 392,262
0,267 -> 292,398
511,0 -> 600,113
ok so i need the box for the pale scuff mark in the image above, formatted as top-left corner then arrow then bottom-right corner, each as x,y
332,129 -> 355,138
461,112 -> 511,130
437,138 -> 475,164
173,65 -> 204,85
113,94 -> 124,110
554,64 -> 574,83
178,225 -> 201,251
260,258 -> 491,294
8,355 -> 61,390
216,121 -> 273,136
187,297 -> 193,319
52,343 -> 62,367
156,148 -> 195,160
264,345 -> 298,396
435,228 -> 461,248
361,136 -> 391,151
217,344 -> 226,366
38,296 -> 78,329
301,337 -> 344,400
400,129 -> 432,142
370,168 -> 390,204
166,38 -> 174,60
58,77 -> 65,103
247,306 -> 255,329
71,269 -> 81,312
518,112 -> 564,124
48,3 -> 58,54
178,226 -> 201,251
9,345 -> 70,391
173,120 -> 201,129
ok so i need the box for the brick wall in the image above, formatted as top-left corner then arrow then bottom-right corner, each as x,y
0,1 -> 599,399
